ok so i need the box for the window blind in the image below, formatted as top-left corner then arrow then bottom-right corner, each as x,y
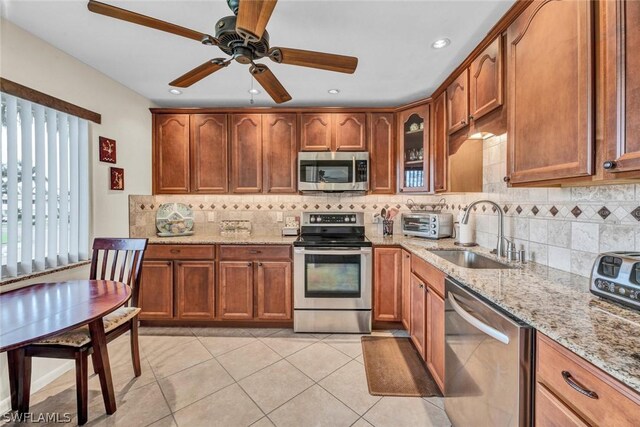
1,93 -> 90,278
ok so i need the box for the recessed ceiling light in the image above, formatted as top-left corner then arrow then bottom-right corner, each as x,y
169,88 -> 182,95
248,88 -> 261,95
328,89 -> 340,94
431,38 -> 451,49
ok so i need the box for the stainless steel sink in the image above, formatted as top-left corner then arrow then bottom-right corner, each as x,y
429,250 -> 514,269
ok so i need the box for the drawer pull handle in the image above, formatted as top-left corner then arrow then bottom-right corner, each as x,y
170,249 -> 181,254
562,371 -> 599,399
249,250 -> 262,254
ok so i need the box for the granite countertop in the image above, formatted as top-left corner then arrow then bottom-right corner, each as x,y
141,232 -> 640,393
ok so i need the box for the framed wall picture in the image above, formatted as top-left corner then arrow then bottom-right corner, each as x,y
99,137 -> 116,163
110,167 -> 124,190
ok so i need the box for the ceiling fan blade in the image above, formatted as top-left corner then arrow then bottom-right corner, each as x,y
236,0 -> 277,42
250,64 -> 291,104
269,47 -> 358,74
87,0 -> 217,45
169,59 -> 229,88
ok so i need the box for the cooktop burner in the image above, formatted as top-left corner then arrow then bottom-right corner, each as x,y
295,212 -> 371,247
293,235 -> 372,248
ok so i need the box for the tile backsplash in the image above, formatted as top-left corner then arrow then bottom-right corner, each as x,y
130,134 -> 640,278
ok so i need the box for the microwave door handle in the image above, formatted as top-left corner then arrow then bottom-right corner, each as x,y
448,293 -> 510,345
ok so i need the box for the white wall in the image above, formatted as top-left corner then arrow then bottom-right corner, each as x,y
0,18 -> 155,412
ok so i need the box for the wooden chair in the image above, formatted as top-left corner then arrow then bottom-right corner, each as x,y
24,238 -> 148,425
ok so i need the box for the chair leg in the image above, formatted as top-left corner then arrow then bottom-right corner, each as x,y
7,348 -> 31,413
130,317 -> 142,377
75,351 -> 89,425
91,352 -> 100,375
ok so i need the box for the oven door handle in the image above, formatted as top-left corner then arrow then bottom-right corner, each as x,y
295,248 -> 368,256
448,293 -> 510,345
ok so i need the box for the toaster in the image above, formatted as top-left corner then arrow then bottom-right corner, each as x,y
590,252 -> 640,311
401,212 -> 453,239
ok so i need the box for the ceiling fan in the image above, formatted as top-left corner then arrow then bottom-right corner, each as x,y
87,0 -> 359,104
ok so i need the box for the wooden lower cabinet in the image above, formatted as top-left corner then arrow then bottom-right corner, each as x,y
219,261 -> 254,320
257,262 -> 292,320
175,261 -> 215,320
535,383 -> 588,427
139,260 -> 174,320
409,273 -> 426,358
373,247 -> 403,322
401,250 -> 412,331
426,288 -> 445,391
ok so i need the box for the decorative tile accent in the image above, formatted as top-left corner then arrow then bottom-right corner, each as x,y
531,206 -> 539,216
150,204 -> 155,210
280,204 -> 285,209
550,206 -> 559,216
315,204 -> 320,210
337,204 -> 343,210
140,204 -> 145,210
597,207 -> 611,220
291,204 -> 297,209
349,204 -> 355,210
325,204 -> 331,210
188,204 -> 193,208
361,204 -> 366,209
210,204 -> 215,209
233,204 -> 239,209
384,204 -> 390,209
491,206 -> 497,213
631,206 -> 640,221
302,204 -> 308,209
222,204 -> 227,209
256,204 -> 262,209
199,204 -> 204,209
503,205 -> 509,213
245,204 -> 250,209
516,206 -> 523,214
395,204 -> 401,209
571,206 -> 582,218
268,204 -> 273,209
481,205 -> 487,212
373,204 -> 378,209
472,206 -> 478,212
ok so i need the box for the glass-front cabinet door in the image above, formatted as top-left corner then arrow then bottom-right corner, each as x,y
398,104 -> 430,193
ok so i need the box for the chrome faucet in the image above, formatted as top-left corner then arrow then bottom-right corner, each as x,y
461,199 -> 507,258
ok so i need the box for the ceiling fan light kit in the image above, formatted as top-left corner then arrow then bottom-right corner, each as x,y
87,0 -> 359,104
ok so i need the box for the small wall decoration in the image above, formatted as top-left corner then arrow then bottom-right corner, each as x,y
99,137 -> 117,163
110,167 -> 124,191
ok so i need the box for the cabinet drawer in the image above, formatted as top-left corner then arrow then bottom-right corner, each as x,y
411,255 -> 445,297
145,244 -> 215,260
219,245 -> 291,261
536,334 -> 640,427
535,383 -> 588,427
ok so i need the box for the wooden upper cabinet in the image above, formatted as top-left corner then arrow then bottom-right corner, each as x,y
602,0 -> 640,175
432,93 -> 447,193
507,0 -> 593,184
190,114 -> 228,194
230,114 -> 263,193
369,113 -> 395,194
446,69 -> 470,134
153,114 -> 190,194
300,113 -> 333,151
398,104 -> 430,193
175,261 -> 215,320
263,114 -> 297,193
470,36 -> 503,121
256,261 -> 292,320
373,248 -> 402,322
138,260 -> 174,320
335,113 -> 367,151
219,261 -> 254,320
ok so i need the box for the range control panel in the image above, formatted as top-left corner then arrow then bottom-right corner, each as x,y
590,252 -> 640,311
302,212 -> 363,226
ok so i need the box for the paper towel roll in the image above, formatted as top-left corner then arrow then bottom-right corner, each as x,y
459,223 -> 475,245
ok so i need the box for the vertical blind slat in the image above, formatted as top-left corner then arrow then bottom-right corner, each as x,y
33,105 -> 47,271
69,116 -> 79,263
58,113 -> 69,265
46,107 -> 58,268
78,119 -> 89,260
6,96 -> 19,277
19,99 -> 33,274
0,94 -> 4,279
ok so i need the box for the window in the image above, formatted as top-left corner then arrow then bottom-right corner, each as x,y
1,93 -> 89,279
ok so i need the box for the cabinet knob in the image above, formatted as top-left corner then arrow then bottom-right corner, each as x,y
468,115 -> 474,121
603,160 -> 617,170
258,262 -> 263,266
169,249 -> 181,254
460,120 -> 466,125
503,176 -> 511,182
166,261 -> 172,266
249,250 -> 262,254
247,262 -> 252,267
418,283 -> 424,289
399,188 -> 404,192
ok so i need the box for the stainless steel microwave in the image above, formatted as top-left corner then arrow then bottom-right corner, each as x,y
298,152 -> 369,192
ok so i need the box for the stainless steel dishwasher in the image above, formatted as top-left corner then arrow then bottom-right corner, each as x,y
445,277 -> 534,427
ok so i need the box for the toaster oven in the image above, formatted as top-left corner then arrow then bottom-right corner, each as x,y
590,252 -> 640,311
401,213 -> 454,239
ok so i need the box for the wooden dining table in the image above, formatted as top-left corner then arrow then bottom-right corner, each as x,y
0,280 -> 131,417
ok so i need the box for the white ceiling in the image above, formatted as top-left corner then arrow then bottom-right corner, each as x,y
1,0 -> 515,107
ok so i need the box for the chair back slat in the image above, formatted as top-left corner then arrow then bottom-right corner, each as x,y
89,238 -> 149,307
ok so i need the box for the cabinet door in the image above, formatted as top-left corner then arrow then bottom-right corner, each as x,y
401,250 -> 412,331
191,114 -> 228,193
507,0 -> 593,184
230,114 -> 263,193
426,288 -> 445,392
153,114 -> 190,194
535,383 -> 589,427
369,113 -> 396,194
409,273 -> 426,358
432,93 -> 448,193
263,114 -> 297,193
398,104 -> 430,193
373,248 -> 402,322
138,261 -> 174,320
256,261 -> 292,320
175,261 -> 215,320
300,113 -> 332,151
335,113 -> 367,151
470,37 -> 503,120
219,261 -> 254,319
447,69 -> 470,134
602,0 -> 640,174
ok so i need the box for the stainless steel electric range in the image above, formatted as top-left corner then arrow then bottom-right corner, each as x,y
293,212 -> 372,333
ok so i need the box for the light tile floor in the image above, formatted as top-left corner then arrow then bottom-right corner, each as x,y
7,327 -> 450,427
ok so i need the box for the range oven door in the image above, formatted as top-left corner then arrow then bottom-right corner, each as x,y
298,152 -> 369,192
293,247 -> 372,310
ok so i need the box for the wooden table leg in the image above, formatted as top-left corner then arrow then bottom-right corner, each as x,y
7,348 -> 31,413
88,319 -> 116,415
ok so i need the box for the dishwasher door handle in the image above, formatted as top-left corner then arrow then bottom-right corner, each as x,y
449,293 -> 510,345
